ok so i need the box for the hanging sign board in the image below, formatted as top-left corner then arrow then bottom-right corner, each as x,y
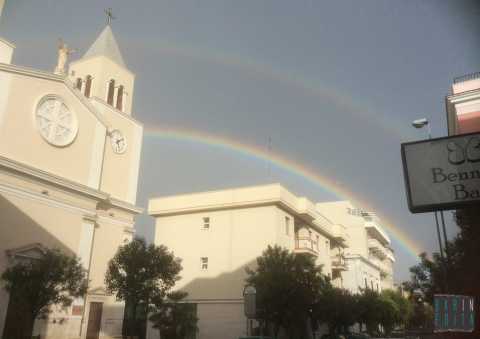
401,132 -> 480,213
434,294 -> 475,332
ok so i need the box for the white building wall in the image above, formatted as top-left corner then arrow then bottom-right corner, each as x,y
196,303 -> 245,339
154,205 -> 281,300
342,257 -> 382,294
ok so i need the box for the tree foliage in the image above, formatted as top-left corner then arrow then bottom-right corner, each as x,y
403,205 -> 480,336
381,289 -> 412,331
356,289 -> 411,336
149,291 -> 198,339
1,248 -> 87,339
245,245 -> 329,339
312,286 -> 358,334
105,238 -> 182,338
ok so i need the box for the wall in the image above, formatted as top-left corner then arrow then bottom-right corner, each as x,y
0,69 -> 106,189
342,257 -> 382,294
154,205 -> 280,300
196,303 -> 245,339
0,176 -> 96,338
153,205 -> 305,339
91,100 -> 143,204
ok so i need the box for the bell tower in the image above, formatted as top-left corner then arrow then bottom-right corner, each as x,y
68,23 -> 135,115
0,0 -> 15,64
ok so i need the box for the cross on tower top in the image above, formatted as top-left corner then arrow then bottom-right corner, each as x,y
105,8 -> 115,25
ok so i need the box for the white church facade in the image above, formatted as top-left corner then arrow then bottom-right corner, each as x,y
0,12 -> 143,339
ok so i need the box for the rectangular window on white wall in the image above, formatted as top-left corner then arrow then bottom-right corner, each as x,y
200,257 -> 208,270
285,216 -> 290,235
202,217 -> 210,230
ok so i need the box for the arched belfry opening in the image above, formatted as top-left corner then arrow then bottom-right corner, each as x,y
107,79 -> 115,105
116,85 -> 124,111
85,75 -> 92,97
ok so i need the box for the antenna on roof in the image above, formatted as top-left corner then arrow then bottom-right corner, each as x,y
267,136 -> 272,181
105,8 -> 115,25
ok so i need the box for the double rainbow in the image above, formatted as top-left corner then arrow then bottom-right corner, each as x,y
145,126 -> 423,259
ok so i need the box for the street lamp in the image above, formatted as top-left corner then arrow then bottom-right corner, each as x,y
412,118 -> 432,138
243,285 -> 257,336
411,118 -> 445,262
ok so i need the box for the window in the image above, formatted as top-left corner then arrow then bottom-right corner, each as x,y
371,281 -> 374,290
107,79 -> 115,105
85,75 -> 92,98
376,283 -> 379,291
316,235 -> 319,251
202,217 -> 210,230
116,85 -> 124,111
200,257 -> 208,270
285,216 -> 290,235
75,77 -> 82,90
364,278 -> 368,289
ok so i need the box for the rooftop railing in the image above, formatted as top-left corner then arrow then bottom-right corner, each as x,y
453,71 -> 480,84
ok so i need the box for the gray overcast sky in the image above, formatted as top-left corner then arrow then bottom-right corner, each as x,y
2,0 -> 480,282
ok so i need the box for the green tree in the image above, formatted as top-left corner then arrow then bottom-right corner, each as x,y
357,289 -> 378,335
312,286 -> 358,335
105,238 -> 182,339
402,252 -> 444,304
381,289 -> 412,332
403,205 -> 480,337
1,248 -> 87,339
149,291 -> 198,339
245,245 -> 329,339
377,292 -> 399,336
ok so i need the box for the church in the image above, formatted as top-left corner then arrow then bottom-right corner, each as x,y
0,5 -> 143,339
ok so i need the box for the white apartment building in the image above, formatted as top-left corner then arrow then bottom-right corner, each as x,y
446,72 -> 480,135
148,184 -> 395,339
316,201 -> 395,293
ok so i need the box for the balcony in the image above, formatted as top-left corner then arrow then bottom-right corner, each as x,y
332,224 -> 348,246
452,72 -> 480,94
370,257 -> 392,276
385,247 -> 395,262
363,213 -> 390,245
368,238 -> 386,259
295,237 -> 318,256
331,254 -> 347,271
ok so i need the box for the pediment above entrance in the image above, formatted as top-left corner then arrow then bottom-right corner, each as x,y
5,242 -> 47,262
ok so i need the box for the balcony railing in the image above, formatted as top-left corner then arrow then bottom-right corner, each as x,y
370,257 -> 392,275
363,215 -> 390,244
385,248 -> 395,262
295,237 -> 318,256
368,238 -> 387,259
454,71 -> 480,84
331,254 -> 347,271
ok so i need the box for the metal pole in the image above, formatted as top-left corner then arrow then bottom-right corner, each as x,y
427,126 -> 446,263
440,211 -> 449,258
427,123 -> 432,139
434,211 -> 444,260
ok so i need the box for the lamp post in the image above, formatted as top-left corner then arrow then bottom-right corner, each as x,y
411,118 -> 446,262
243,285 -> 257,336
